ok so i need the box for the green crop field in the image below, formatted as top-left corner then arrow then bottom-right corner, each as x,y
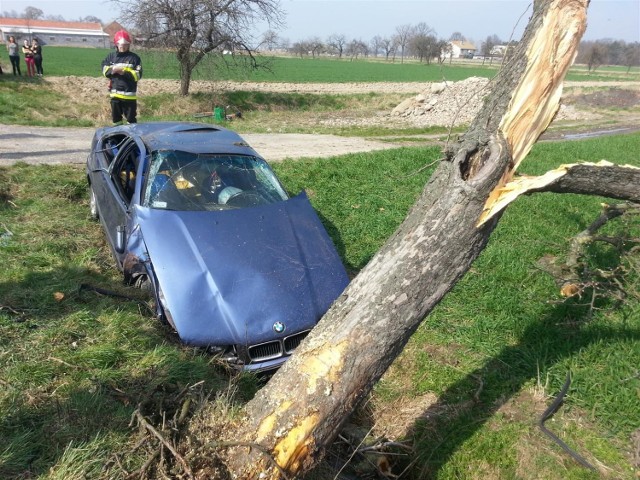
25,46 -> 640,83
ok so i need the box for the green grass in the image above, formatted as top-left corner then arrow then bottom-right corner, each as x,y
17,46 -> 639,83
1,133 -> 639,479
25,47 -> 500,82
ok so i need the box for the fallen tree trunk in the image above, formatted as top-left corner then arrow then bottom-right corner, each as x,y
217,1 -> 637,477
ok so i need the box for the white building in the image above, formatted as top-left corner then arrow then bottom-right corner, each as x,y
0,17 -> 109,47
447,40 -> 477,59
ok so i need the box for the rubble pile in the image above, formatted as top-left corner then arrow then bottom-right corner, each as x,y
391,76 -> 491,127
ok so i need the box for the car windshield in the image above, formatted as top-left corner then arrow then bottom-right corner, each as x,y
143,151 -> 289,211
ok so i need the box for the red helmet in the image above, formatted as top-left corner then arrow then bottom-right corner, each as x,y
114,30 -> 131,46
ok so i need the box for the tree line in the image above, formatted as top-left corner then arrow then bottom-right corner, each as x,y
576,39 -> 640,72
0,6 -> 102,24
263,26 -> 639,71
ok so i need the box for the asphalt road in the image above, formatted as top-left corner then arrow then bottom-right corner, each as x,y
0,124 -> 397,167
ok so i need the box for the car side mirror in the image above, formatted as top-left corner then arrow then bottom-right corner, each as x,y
115,225 -> 126,253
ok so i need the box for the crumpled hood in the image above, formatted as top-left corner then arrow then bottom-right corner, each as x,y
135,192 -> 349,346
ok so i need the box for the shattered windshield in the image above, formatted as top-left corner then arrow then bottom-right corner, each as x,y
143,151 -> 289,211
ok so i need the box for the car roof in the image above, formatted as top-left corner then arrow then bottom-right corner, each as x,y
101,122 -> 259,157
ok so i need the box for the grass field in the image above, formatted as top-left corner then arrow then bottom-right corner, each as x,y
1,132 -> 639,479
9,46 -> 639,83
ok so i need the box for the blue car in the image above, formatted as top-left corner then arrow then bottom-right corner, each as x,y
86,122 -> 349,371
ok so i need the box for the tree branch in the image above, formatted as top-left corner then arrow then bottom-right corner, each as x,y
479,161 -> 640,225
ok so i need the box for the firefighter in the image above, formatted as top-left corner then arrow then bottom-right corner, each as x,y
101,30 -> 142,124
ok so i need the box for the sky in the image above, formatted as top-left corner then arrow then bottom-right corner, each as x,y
1,0 -> 638,45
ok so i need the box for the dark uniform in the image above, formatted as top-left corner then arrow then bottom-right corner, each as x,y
101,50 -> 143,124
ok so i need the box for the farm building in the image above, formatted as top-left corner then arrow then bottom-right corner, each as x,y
0,17 -> 109,47
447,40 -> 477,59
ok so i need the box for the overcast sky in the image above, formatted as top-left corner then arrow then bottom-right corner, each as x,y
1,0 -> 638,44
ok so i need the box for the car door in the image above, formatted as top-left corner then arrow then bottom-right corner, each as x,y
97,137 -> 142,266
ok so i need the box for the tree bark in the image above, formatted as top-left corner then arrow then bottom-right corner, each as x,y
218,1 -> 637,478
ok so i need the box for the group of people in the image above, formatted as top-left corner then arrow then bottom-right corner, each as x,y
3,36 -> 43,77
4,29 -> 139,125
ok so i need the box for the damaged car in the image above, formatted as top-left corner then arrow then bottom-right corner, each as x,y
86,122 -> 349,371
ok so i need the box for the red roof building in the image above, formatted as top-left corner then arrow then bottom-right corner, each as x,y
0,17 -> 109,47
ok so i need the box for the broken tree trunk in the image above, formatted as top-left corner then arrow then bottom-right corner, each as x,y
219,1 -> 637,477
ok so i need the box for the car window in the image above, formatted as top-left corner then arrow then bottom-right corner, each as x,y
99,134 -> 128,166
143,151 -> 288,211
110,141 -> 141,203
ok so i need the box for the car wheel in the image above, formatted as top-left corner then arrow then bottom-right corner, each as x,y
135,274 -> 169,326
89,187 -> 99,220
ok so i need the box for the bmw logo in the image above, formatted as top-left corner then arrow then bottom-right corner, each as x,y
273,321 -> 285,333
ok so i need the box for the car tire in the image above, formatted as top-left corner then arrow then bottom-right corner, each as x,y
135,274 -> 169,326
89,187 -> 99,220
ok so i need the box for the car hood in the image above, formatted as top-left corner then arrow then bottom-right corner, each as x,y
135,192 -> 349,346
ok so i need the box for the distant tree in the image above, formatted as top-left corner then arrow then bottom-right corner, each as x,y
450,31 -> 465,41
326,34 -> 347,58
605,39 -> 627,65
623,42 -> 640,73
45,14 -> 66,21
290,40 -> 309,58
370,35 -> 384,57
406,23 -> 436,63
481,34 -> 502,65
80,15 -> 103,24
308,37 -> 324,58
115,0 -> 283,96
409,33 -> 443,64
412,22 -> 435,37
261,29 -> 280,51
586,42 -> 608,72
346,38 -> 368,60
278,36 -> 290,51
379,36 -> 396,61
23,6 -> 43,20
394,24 -> 412,63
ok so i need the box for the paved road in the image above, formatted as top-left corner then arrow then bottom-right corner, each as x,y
0,124 -> 398,166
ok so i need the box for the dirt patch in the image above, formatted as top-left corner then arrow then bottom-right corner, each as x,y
42,76 -> 640,130
2,77 -> 639,167
570,87 -> 640,109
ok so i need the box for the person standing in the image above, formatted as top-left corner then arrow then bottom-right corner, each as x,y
31,38 -> 43,76
101,30 -> 142,124
22,39 -> 35,77
7,36 -> 21,76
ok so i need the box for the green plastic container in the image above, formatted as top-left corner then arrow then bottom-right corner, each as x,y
214,106 -> 225,121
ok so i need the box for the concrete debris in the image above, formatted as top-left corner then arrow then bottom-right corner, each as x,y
391,77 -> 491,127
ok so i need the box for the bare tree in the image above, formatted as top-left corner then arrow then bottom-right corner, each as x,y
116,0 -> 283,96
80,15 -> 103,23
623,42 -> 640,73
393,23 -> 412,63
370,35 -> 384,57
326,33 -> 347,58
481,34 -> 502,65
23,6 -> 43,20
346,38 -> 368,60
450,31 -> 466,41
585,42 -> 608,72
290,40 -> 309,58
379,36 -> 396,61
308,36 -> 324,58
260,29 -> 280,51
